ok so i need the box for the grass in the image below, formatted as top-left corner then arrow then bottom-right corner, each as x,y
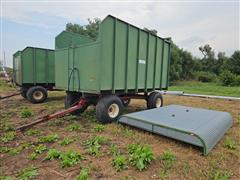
20,108 -> 33,118
76,168 -> 90,180
1,131 -> 16,143
159,150 -> 176,179
169,81 -> 240,97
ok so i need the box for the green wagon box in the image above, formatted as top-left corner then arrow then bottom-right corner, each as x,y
55,15 -> 171,123
13,47 -> 54,103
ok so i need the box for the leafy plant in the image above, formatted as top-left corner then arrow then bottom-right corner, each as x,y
60,150 -> 83,168
45,149 -> 61,160
38,134 -> 59,143
29,153 -> 38,160
25,129 -> 40,136
128,144 -> 154,171
59,137 -> 76,146
224,138 -> 237,150
0,146 -> 10,153
65,123 -> 82,132
112,154 -> 127,171
110,144 -> 120,156
0,176 -> 13,180
93,124 -> 105,132
76,168 -> 90,180
65,115 -> 78,121
34,144 -> 47,154
17,166 -> 38,180
1,131 -> 16,143
213,170 -> 233,180
20,108 -> 33,118
159,150 -> 177,178
8,147 -> 22,156
83,136 -> 107,155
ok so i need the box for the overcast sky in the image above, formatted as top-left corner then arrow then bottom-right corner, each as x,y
1,0 -> 239,67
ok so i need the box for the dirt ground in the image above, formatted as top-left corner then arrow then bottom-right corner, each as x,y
0,80 -> 239,180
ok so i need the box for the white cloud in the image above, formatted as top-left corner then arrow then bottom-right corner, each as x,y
1,1 -> 239,59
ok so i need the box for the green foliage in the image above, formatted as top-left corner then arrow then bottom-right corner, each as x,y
83,136 -> 107,155
1,131 -> 16,143
110,144 -> 120,156
25,129 -> 40,136
60,150 -> 83,168
34,144 -> 47,154
213,170 -> 232,180
159,150 -> 176,178
195,71 -> 217,82
17,166 -> 38,180
66,123 -> 82,132
75,168 -> 90,180
20,108 -> 33,118
29,153 -> 38,160
128,144 -> 154,171
112,154 -> 127,171
224,138 -> 237,150
66,18 -> 101,39
45,149 -> 61,160
0,146 -> 10,153
8,147 -> 22,156
219,70 -> 236,86
65,115 -> 78,121
93,124 -> 105,132
0,176 -> 13,180
38,134 -> 59,143
59,137 -> 76,146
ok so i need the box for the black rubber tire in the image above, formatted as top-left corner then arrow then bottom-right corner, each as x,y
96,95 -> 124,124
122,99 -> 131,107
64,92 -> 88,115
147,92 -> 163,109
26,86 -> 48,104
20,87 -> 28,99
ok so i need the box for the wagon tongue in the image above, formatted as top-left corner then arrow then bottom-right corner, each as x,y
0,91 -> 21,100
16,99 -> 87,131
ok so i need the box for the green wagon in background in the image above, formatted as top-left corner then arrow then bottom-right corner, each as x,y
55,15 -> 171,123
13,47 -> 55,103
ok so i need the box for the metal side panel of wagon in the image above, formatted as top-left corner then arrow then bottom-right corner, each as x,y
13,47 -> 54,103
54,15 -> 171,123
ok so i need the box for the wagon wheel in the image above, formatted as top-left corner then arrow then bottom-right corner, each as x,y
96,95 -> 123,123
26,86 -> 48,104
147,92 -> 163,109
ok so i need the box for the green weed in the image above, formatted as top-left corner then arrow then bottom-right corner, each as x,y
83,136 -> 107,155
38,134 -> 59,143
0,146 -> 10,153
224,138 -> 237,150
25,129 -> 40,136
75,168 -> 90,180
59,137 -> 76,146
65,115 -> 78,121
128,144 -> 154,171
159,150 -> 176,178
45,149 -> 61,160
17,166 -> 38,180
110,144 -> 120,156
34,144 -> 47,154
0,176 -> 13,180
213,170 -> 233,180
1,131 -> 16,143
60,150 -> 83,168
65,123 -> 82,132
112,154 -> 128,171
20,108 -> 33,118
8,147 -> 22,156
29,153 -> 38,160
93,124 -> 105,132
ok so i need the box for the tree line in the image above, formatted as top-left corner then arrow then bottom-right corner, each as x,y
66,19 -> 240,87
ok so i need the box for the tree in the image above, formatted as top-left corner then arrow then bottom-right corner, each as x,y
66,18 -> 101,39
224,50 -> 240,75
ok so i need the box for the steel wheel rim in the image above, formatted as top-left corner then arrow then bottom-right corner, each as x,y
33,91 -> 43,100
156,98 -> 162,108
108,103 -> 119,118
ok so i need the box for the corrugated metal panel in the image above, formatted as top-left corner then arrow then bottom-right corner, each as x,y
118,105 -> 233,155
13,47 -> 54,85
55,15 -> 171,94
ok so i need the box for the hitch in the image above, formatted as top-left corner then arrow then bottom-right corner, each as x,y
16,99 -> 87,132
0,91 -> 21,100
